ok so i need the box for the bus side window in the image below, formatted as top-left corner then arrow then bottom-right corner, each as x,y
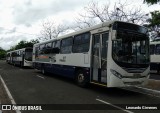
20,51 -> 22,57
51,42 -> 55,54
72,32 -> 90,53
35,47 -> 39,57
13,52 -> 16,57
16,52 -> 17,57
51,40 -> 60,54
39,44 -> 45,54
16,51 -> 19,57
18,51 -> 20,56
61,37 -> 73,54
44,42 -> 52,54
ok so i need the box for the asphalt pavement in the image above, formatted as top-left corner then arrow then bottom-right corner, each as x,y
0,60 -> 160,113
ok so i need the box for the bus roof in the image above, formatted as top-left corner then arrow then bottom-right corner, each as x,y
34,20 -> 144,46
7,47 -> 32,53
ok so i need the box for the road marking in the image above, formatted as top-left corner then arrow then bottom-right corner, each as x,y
36,75 -> 45,79
96,98 -> 134,113
0,75 -> 21,113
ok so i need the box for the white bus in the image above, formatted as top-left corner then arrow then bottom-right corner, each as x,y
6,51 -> 12,64
6,47 -> 33,67
32,20 -> 150,87
150,41 -> 160,73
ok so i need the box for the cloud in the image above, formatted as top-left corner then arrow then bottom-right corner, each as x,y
0,34 -> 29,50
12,0 -> 88,27
1,0 -> 159,50
0,27 -> 5,34
5,27 -> 17,34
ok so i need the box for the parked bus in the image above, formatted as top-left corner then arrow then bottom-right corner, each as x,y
6,47 -> 33,67
32,20 -> 150,87
150,41 -> 160,73
6,52 -> 12,64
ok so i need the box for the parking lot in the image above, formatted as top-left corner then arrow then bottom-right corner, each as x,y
0,60 -> 160,113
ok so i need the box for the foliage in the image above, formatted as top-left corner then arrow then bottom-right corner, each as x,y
0,47 -> 6,59
148,11 -> 160,26
146,11 -> 160,41
144,0 -> 160,5
8,39 -> 39,51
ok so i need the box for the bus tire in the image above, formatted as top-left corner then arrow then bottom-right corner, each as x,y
76,70 -> 88,87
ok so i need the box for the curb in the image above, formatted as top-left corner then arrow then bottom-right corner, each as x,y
136,86 -> 160,98
137,79 -> 160,97
0,75 -> 21,113
121,79 -> 160,98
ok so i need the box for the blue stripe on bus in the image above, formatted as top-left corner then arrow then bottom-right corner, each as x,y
33,62 -> 76,78
150,63 -> 160,70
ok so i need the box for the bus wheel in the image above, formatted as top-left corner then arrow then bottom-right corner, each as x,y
41,67 -> 46,75
76,70 -> 88,87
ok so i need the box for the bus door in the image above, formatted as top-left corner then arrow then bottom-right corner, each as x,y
91,33 -> 108,84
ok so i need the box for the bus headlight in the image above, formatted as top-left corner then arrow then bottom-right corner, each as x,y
110,69 -> 122,79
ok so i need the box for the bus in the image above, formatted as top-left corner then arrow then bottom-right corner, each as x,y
150,41 -> 160,73
6,47 -> 33,67
32,20 -> 150,87
6,52 -> 12,64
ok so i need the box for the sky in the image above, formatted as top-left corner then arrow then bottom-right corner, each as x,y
0,0 -> 159,50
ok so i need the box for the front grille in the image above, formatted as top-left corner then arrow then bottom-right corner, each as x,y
122,67 -> 146,73
123,81 -> 143,85
122,75 -> 146,79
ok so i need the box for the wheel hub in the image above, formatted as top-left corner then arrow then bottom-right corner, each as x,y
78,74 -> 84,82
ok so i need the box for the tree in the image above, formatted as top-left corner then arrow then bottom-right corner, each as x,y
15,40 -> 27,50
40,20 -> 69,40
144,0 -> 160,5
148,11 -> 160,26
8,39 -> 39,51
0,47 -> 6,59
75,1 -> 148,29
30,39 -> 39,44
146,11 -> 160,40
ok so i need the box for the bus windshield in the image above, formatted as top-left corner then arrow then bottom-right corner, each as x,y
112,31 -> 149,68
25,49 -> 33,61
